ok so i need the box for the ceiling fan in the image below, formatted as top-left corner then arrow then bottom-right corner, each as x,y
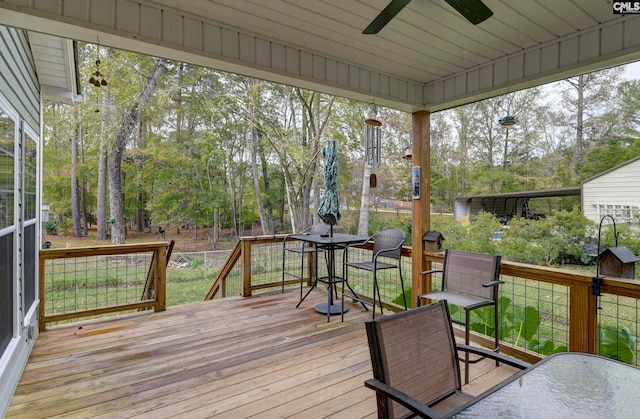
363,0 -> 493,34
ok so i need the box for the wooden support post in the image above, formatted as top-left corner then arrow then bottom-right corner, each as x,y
411,110 -> 431,306
38,252 -> 47,332
308,247 -> 316,286
241,239 -> 252,297
569,284 -> 597,353
155,246 -> 167,312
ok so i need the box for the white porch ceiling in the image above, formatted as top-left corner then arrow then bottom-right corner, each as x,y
2,0 -> 640,112
28,32 -> 81,104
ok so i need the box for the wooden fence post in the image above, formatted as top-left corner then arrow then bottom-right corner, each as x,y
155,246 -> 167,311
241,239 -> 252,297
38,252 -> 47,332
569,284 -> 596,353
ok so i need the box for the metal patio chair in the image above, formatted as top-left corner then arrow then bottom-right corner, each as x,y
418,249 -> 503,384
343,228 -> 407,320
282,222 -> 330,304
364,301 -> 528,419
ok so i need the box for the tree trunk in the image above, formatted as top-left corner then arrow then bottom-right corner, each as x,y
283,167 -> 296,232
71,116 -> 82,238
258,136 -> 275,233
574,74 -> 585,175
109,58 -> 168,244
250,91 -> 271,234
137,192 -> 145,232
136,118 -> 145,233
226,149 -> 239,239
80,126 -> 88,235
97,91 -> 110,240
358,163 -> 372,236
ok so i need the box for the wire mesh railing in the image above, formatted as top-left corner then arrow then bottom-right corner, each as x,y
208,236 -> 412,313
598,293 -> 640,365
39,242 -> 168,330
425,254 -> 640,365
204,238 -> 640,365
43,253 -> 152,313
39,235 -> 640,366
166,250 -> 236,303
340,246 -> 411,310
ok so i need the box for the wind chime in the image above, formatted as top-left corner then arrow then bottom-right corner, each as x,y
88,42 -> 108,112
364,117 -> 382,187
88,45 -> 108,87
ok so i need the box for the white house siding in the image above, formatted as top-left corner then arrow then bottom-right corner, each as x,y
0,24 -> 40,417
582,157 -> 640,225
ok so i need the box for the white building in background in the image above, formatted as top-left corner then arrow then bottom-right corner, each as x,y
581,156 -> 640,225
453,188 -> 581,223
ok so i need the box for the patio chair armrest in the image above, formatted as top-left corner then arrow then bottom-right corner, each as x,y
456,344 -> 530,370
342,236 -> 373,265
283,228 -> 309,243
420,269 -> 443,276
345,236 -> 373,250
282,232 -> 294,242
482,280 -> 504,288
364,379 -> 444,419
343,236 -> 373,260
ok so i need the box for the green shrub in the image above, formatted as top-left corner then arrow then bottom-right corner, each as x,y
44,221 -> 58,235
599,324 -> 636,364
367,213 -> 412,244
497,207 -> 593,265
432,211 -> 501,255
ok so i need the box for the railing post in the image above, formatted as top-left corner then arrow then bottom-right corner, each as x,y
241,238 -> 252,297
155,246 -> 167,312
307,246 -> 316,286
38,252 -> 47,332
411,110 -> 431,307
569,284 -> 597,353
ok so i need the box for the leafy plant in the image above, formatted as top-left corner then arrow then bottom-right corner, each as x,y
499,297 -> 541,346
44,221 -> 58,235
392,288 -> 411,308
451,296 -> 568,357
598,324 -> 636,364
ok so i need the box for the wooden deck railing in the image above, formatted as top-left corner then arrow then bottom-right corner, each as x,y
39,242 -> 169,331
38,235 -> 640,364
204,234 -> 411,305
205,235 -> 640,365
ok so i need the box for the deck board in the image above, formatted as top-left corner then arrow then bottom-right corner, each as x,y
8,289 -> 522,418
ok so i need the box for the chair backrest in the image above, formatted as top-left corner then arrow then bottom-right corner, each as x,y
441,250 -> 501,300
366,301 -> 461,418
372,228 -> 405,261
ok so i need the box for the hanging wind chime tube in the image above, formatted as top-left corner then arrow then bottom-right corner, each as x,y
365,118 -> 382,168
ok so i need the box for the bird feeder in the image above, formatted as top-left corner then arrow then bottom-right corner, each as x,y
423,231 -> 445,252
598,247 -> 638,279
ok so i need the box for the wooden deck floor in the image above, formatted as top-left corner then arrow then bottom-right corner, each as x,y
7,289 -> 521,418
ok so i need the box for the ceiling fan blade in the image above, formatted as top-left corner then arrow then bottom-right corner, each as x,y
444,0 -> 493,25
363,0 -> 413,34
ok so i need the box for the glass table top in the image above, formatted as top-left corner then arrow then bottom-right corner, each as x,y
452,353 -> 640,418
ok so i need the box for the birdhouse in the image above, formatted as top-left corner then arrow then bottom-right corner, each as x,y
423,231 -> 445,252
598,247 -> 638,279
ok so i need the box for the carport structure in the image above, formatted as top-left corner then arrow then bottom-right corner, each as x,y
1,0 -> 639,299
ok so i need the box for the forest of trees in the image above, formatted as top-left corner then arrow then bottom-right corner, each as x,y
43,43 -> 640,244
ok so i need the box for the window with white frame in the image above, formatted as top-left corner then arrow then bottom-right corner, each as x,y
0,103 -> 16,355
